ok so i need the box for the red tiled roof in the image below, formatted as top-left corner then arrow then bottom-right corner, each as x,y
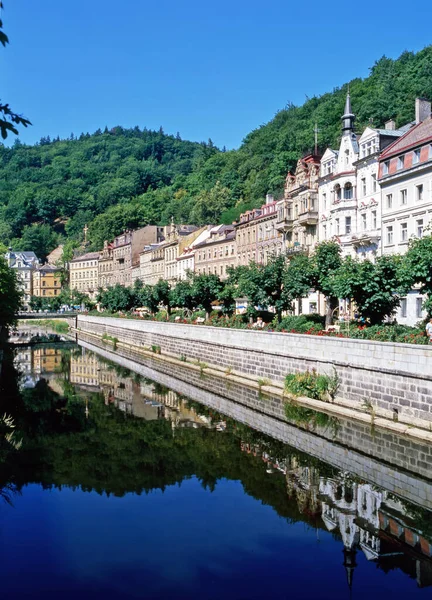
380,117 -> 432,160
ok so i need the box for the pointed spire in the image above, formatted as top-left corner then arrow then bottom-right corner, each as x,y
342,89 -> 355,135
343,548 -> 357,595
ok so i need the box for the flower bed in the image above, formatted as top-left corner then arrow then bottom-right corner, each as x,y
85,310 -> 429,345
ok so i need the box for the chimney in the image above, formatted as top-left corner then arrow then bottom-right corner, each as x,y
385,119 -> 396,130
266,193 -> 274,205
415,98 -> 431,124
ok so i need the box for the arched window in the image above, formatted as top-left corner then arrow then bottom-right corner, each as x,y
344,182 -> 353,199
334,184 -> 342,201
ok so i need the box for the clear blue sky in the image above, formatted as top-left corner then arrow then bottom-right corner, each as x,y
2,0 -> 432,149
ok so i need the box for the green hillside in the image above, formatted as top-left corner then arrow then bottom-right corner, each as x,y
1,46 -> 432,258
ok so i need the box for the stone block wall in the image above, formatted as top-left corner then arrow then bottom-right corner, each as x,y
77,316 -> 432,423
79,334 -> 432,510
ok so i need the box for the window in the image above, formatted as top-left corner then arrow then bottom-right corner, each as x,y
413,149 -> 421,164
397,155 -> 405,170
344,182 -> 353,199
416,184 -> 423,201
323,193 -> 327,209
416,297 -> 423,318
400,189 -> 407,205
323,224 -> 327,239
386,194 -> 393,209
383,160 -> 390,175
345,149 -> 349,165
361,178 -> 366,196
371,174 -> 377,193
334,185 -> 341,201
345,216 -> 351,234
400,298 -> 407,318
386,226 -> 393,245
372,211 -> 377,229
335,219 -> 340,235
361,213 -> 367,230
400,222 -> 408,242
417,219 -> 424,238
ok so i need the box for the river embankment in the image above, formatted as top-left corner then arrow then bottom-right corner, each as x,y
71,315 -> 432,431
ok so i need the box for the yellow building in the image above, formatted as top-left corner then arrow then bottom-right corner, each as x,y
69,251 -> 100,299
32,264 -> 62,298
33,347 -> 62,374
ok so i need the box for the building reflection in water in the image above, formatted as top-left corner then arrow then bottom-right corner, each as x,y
69,348 -> 218,430
13,345 -> 432,590
14,347 -> 63,392
242,443 -> 432,589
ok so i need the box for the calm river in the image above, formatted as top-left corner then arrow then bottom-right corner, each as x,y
1,342 -> 432,599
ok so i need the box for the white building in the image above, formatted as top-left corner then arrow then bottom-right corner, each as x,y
177,227 -> 213,281
379,98 -> 432,324
5,250 -> 40,309
352,121 -> 410,259
319,93 -> 359,257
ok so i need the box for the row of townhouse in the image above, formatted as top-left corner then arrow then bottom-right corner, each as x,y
68,96 -> 432,325
5,249 -> 63,309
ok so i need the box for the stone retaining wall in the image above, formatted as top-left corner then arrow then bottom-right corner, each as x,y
77,315 -> 432,423
78,334 -> 432,510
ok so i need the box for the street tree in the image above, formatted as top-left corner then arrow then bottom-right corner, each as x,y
309,242 -> 342,327
0,255 -> 22,337
333,255 -> 411,325
405,234 -> 432,316
189,273 -> 223,318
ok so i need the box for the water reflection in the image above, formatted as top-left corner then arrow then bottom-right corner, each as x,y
1,343 -> 432,597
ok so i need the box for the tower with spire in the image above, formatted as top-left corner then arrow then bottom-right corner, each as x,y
318,89 -> 359,263
342,89 -> 356,135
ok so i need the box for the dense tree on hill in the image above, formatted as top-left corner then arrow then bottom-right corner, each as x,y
1,46 -> 432,248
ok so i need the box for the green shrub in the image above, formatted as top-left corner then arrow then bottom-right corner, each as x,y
273,314 -> 325,334
285,368 -> 339,401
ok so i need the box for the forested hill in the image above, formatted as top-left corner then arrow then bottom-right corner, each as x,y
1,46 -> 432,259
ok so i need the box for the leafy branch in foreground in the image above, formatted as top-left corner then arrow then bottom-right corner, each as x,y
0,3 -> 31,139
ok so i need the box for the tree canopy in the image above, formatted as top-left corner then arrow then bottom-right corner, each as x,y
2,45 -> 432,251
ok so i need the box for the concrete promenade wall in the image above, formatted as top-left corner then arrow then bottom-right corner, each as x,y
78,334 -> 432,510
76,315 -> 432,423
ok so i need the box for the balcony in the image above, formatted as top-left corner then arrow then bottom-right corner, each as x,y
351,230 -> 381,248
285,243 -> 308,256
276,215 -> 294,232
298,210 -> 318,226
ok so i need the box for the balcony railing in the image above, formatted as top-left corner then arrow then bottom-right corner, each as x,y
285,244 -> 307,255
276,215 -> 294,231
297,210 -> 318,226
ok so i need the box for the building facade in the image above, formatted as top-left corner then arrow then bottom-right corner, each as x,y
5,250 -> 40,309
255,195 -> 283,264
194,225 -> 236,279
319,93 -> 359,257
99,241 -> 114,289
69,251 -> 100,299
379,98 -> 432,324
163,225 -> 199,284
32,265 -> 62,299
110,226 -> 164,287
352,121 -> 409,259
278,154 -> 321,256
235,208 -> 261,266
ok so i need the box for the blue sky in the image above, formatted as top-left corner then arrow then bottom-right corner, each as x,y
2,0 -> 432,149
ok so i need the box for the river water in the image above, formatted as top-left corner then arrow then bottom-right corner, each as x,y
1,341 -> 432,599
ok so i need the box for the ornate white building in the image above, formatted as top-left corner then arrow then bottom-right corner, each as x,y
319,93 -> 359,257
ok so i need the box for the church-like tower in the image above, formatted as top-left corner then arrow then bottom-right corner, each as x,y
341,91 -> 356,135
